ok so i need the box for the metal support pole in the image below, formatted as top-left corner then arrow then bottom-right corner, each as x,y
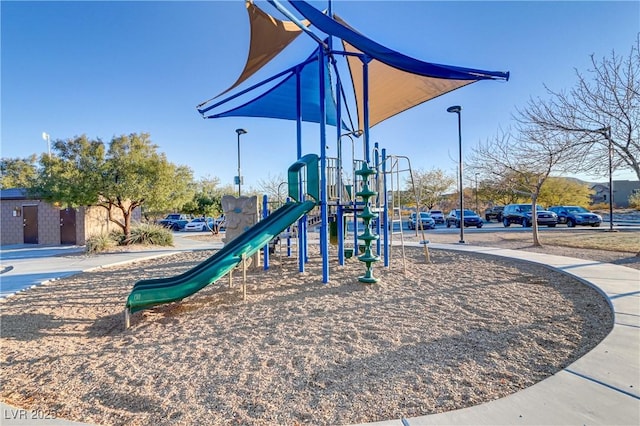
263,194 -> 269,270
235,128 -> 247,197
382,148 -> 389,267
607,127 -> 614,231
447,105 -> 464,244
319,48 -> 329,283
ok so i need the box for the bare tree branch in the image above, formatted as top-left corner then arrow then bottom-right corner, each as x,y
516,35 -> 639,179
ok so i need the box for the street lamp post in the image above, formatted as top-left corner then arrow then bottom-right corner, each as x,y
42,132 -> 51,157
475,172 -> 479,213
447,105 -> 464,244
599,126 -> 615,232
235,128 -> 247,197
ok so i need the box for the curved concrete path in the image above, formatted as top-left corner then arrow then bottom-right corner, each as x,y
1,241 -> 638,425
352,243 -> 639,426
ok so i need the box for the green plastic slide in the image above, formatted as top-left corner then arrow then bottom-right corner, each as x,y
125,200 -> 315,316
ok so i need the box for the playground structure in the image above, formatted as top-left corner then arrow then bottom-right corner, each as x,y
125,154 -> 319,327
197,0 -> 508,280
125,0 -> 508,321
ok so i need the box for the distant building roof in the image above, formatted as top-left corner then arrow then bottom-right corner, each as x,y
0,188 -> 29,200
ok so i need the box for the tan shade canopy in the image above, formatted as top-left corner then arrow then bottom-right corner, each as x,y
336,15 -> 474,130
216,1 -> 309,97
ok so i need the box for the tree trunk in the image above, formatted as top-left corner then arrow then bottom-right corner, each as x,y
531,193 -> 541,247
100,202 -> 129,243
122,209 -> 132,243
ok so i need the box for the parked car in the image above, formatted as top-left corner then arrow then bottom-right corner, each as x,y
502,204 -> 557,227
446,209 -> 483,228
158,213 -> 190,231
548,206 -> 602,227
213,215 -> 226,231
484,205 -> 504,222
429,209 -> 445,224
184,217 -> 214,232
408,212 -> 436,230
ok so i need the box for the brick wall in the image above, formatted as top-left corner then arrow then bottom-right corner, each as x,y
1,198 -> 142,246
0,199 -> 61,245
1,199 -> 28,245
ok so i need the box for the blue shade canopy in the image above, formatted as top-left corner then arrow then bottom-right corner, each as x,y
201,47 -> 348,129
290,0 -> 510,81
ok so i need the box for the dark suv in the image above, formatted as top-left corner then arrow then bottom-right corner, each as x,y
502,204 -> 557,227
548,206 -> 602,227
484,206 -> 504,222
446,209 -> 483,228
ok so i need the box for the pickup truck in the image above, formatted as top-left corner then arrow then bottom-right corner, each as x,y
484,206 -> 504,222
158,213 -> 190,231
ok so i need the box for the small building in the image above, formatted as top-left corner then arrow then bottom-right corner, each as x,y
0,188 -> 140,246
591,180 -> 640,208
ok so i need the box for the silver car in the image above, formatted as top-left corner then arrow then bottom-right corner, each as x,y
408,212 -> 436,230
429,209 -> 445,224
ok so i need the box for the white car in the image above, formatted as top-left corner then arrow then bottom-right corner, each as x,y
408,212 -> 436,230
183,217 -> 213,232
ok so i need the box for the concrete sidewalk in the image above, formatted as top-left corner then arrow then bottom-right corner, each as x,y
353,243 -> 639,426
0,233 -> 219,299
1,241 -> 638,425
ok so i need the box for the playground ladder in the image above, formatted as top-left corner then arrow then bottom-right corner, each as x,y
383,154 -> 430,266
389,206 -> 407,275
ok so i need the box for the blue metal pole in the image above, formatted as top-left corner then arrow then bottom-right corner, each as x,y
362,58 -> 371,162
319,48 -> 329,283
335,59 -> 344,266
263,194 -> 269,270
296,67 -> 306,272
374,142 -> 381,256
286,197 -> 292,257
382,148 -> 389,267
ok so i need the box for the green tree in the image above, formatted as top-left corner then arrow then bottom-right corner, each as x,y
537,177 -> 594,207
182,177 -> 231,217
406,168 -> 455,210
0,155 -> 39,189
34,135 -> 105,206
34,133 -> 194,242
475,175 -> 526,207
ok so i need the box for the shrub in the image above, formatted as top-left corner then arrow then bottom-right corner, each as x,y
86,233 -> 117,253
109,229 -> 126,245
628,192 -> 640,210
124,223 -> 173,246
589,202 -> 614,211
86,224 -> 173,252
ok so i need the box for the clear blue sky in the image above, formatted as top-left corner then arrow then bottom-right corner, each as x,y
2,1 -> 639,190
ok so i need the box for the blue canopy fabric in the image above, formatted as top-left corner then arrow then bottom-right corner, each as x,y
290,0 -> 510,81
201,47 -> 348,130
198,1 -> 510,131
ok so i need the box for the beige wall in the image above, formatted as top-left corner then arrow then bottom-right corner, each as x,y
0,198 -> 142,246
0,199 -> 62,245
81,205 -> 141,244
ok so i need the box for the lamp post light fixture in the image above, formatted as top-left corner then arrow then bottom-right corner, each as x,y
235,128 -> 247,197
42,132 -> 51,157
447,105 -> 464,244
595,126 -> 615,232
